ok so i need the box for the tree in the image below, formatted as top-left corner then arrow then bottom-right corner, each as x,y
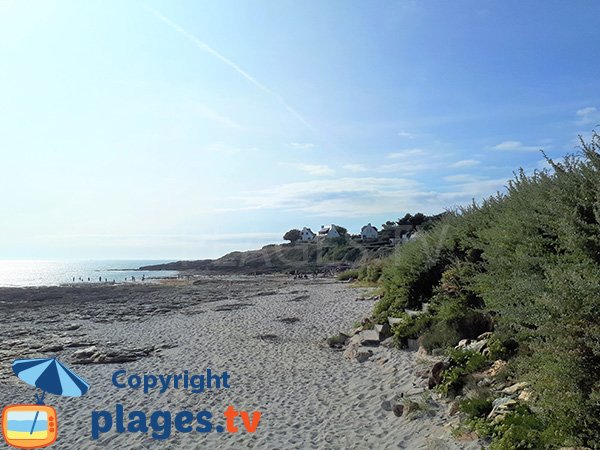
283,229 -> 301,244
397,213 -> 413,225
409,212 -> 426,226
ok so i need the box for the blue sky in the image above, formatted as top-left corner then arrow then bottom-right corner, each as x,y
2,0 -> 600,260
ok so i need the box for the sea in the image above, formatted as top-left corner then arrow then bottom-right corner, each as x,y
0,260 -> 179,287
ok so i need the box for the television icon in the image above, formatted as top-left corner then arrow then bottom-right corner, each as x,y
2,405 -> 58,448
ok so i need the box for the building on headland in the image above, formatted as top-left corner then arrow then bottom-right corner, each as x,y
318,224 -> 341,239
360,223 -> 378,241
299,227 -> 316,242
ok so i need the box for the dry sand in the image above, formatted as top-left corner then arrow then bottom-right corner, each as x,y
0,276 -> 481,449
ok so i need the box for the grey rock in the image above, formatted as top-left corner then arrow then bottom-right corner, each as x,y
374,322 -> 392,339
358,329 -> 380,346
465,339 -> 488,353
387,317 -> 404,326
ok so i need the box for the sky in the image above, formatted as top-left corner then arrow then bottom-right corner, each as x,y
2,0 -> 600,260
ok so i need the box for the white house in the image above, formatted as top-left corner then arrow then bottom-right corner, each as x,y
360,223 -> 378,241
318,224 -> 341,239
299,227 -> 316,242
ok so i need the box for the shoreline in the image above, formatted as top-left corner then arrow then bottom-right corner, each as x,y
0,276 -> 479,449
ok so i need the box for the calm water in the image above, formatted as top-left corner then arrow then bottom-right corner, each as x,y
0,260 -> 179,287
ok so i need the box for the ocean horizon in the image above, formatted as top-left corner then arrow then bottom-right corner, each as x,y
0,260 -> 180,287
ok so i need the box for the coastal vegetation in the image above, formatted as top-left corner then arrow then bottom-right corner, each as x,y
366,134 -> 600,449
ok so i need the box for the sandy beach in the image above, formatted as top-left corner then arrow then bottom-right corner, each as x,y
0,276 -> 480,449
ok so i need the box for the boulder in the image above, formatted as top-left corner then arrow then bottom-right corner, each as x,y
484,360 -> 507,377
374,322 -> 392,339
487,397 -> 517,420
343,345 -> 373,362
456,339 -> 471,348
72,346 -> 98,359
392,403 -> 404,417
387,317 -> 404,326
381,400 -> 393,411
358,329 -> 381,346
518,389 -> 532,402
465,339 -> 488,353
502,381 -> 529,395
428,361 -> 450,389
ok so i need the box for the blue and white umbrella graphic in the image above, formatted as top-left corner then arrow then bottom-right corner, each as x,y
12,358 -> 90,404
12,358 -> 90,437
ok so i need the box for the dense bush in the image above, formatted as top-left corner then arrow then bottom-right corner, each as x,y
336,269 -> 360,281
373,133 -> 600,447
437,349 -> 488,396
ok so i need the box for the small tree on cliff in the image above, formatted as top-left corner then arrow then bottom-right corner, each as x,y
283,229 -> 302,244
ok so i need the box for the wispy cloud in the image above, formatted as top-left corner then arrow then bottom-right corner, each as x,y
285,163 -> 335,176
451,159 -> 480,168
146,7 -> 313,129
492,140 -> 542,152
576,106 -> 600,126
224,176 -> 508,217
288,142 -> 315,150
387,148 -> 426,159
342,163 -> 367,172
398,130 -> 416,139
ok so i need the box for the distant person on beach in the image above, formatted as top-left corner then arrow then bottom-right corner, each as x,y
87,277 -> 90,282
132,276 -> 135,282
142,275 -> 145,282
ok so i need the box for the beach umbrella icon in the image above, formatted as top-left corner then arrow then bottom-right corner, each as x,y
12,358 -> 90,405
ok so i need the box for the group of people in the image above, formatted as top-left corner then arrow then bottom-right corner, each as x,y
70,274 -> 147,284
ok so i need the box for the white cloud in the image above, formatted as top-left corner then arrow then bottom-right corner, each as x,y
492,140 -> 541,152
387,149 -> 426,159
342,163 -> 367,172
224,176 -> 508,217
287,163 -> 335,176
576,106 -> 599,125
451,159 -> 480,168
288,142 -> 315,150
398,130 -> 416,139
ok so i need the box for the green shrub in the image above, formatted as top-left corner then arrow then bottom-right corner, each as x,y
372,134 -> 600,446
336,269 -> 359,281
488,406 -> 548,450
459,394 -> 493,418
392,313 -> 432,347
437,349 -> 488,396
